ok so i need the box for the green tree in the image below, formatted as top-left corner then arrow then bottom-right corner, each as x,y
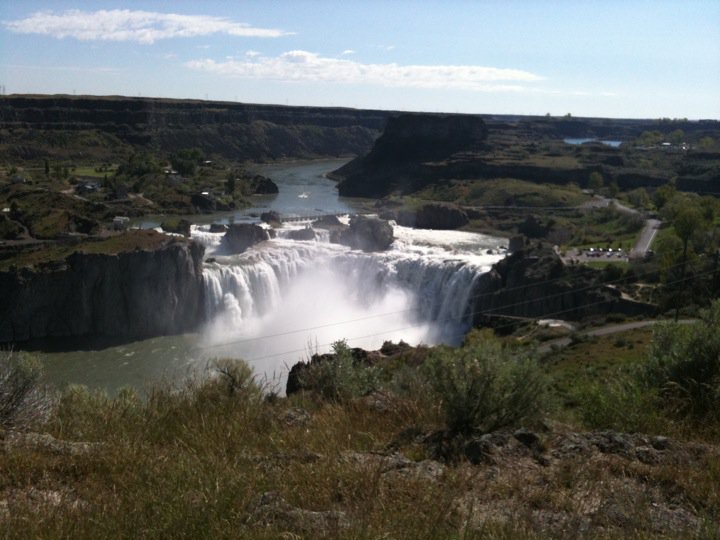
698,136 -> 717,150
653,182 -> 677,210
674,206 -> 704,262
44,159 -> 49,177
225,175 -> 236,195
171,148 -> 204,177
668,129 -> 685,144
636,130 -> 664,146
588,171 -> 604,191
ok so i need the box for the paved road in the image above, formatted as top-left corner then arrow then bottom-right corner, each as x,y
630,218 -> 661,259
538,318 -> 695,354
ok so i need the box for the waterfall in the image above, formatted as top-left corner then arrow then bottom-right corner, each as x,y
193,222 -> 506,388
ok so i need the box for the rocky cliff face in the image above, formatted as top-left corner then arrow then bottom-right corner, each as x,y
0,241 -> 205,343
333,114 -> 488,197
470,245 -> 654,323
0,95 -> 391,161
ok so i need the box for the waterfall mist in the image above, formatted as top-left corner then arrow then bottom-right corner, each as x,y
195,223 -> 506,392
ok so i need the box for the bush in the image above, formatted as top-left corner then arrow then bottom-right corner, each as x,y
201,358 -> 263,401
0,351 -> 56,430
298,340 -> 381,402
421,333 -> 546,435
575,377 -> 664,433
644,303 -> 720,420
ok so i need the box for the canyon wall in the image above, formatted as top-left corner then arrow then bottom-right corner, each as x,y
0,241 -> 205,343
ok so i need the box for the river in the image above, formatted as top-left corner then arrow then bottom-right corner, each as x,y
38,160 -> 506,395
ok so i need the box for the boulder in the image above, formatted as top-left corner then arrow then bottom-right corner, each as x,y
414,203 -> 469,229
331,215 -> 394,252
288,227 -> 316,241
222,224 -> 270,254
190,193 -> 216,212
247,492 -> 349,534
250,174 -> 279,194
160,218 -> 191,237
260,211 -> 281,224
312,214 -> 343,228
209,223 -> 227,233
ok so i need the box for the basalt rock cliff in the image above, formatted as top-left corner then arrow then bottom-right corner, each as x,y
470,244 -> 654,324
331,112 -> 720,198
0,95 -> 393,161
0,240 -> 206,343
333,114 -> 488,197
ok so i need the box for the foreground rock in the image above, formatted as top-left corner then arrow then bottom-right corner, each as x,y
330,215 -> 394,252
4,431 -> 102,457
0,232 -> 205,343
223,223 -> 271,254
247,492 -> 349,534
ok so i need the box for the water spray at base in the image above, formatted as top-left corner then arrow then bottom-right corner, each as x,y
195,222 -> 507,391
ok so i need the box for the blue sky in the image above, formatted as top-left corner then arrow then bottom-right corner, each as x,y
1,1 -> 718,119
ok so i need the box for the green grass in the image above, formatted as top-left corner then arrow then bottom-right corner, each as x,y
584,260 -> 631,270
73,165 -> 118,179
416,178 -> 590,208
543,328 -> 652,417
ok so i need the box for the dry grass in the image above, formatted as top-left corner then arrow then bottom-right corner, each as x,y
1,335 -> 718,538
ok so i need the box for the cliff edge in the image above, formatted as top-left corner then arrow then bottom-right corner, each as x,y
333,113 -> 488,197
0,232 -> 206,343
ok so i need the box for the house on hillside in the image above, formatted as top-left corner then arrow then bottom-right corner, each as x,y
113,216 -> 130,230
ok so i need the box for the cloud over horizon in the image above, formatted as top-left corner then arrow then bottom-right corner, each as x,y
4,9 -> 291,44
186,50 -> 543,92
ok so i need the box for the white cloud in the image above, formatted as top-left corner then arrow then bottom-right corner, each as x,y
245,50 -> 262,57
186,50 -> 543,92
341,49 -> 356,56
4,9 -> 291,44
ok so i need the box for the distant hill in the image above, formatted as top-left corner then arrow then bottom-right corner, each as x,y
0,95 -> 395,162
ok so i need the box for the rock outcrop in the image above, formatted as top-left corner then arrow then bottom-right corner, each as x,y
383,203 -> 469,229
333,113 -> 488,197
330,215 -> 394,252
260,211 -> 281,224
0,239 -> 205,343
248,175 -> 279,194
222,224 -> 270,254
470,244 -> 655,323
287,227 -> 316,241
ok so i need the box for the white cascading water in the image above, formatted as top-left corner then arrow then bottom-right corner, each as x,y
192,220 -> 506,391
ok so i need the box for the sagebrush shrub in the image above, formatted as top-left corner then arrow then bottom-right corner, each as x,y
298,340 -> 381,401
644,302 -> 720,420
422,333 -> 546,435
0,350 -> 56,430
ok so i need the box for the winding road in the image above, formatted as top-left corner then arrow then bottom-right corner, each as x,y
538,318 -> 695,354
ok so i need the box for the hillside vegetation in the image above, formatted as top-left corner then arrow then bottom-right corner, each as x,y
1,313 -> 719,538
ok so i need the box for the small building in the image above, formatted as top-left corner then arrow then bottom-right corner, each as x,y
113,216 -> 130,230
76,181 -> 100,195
